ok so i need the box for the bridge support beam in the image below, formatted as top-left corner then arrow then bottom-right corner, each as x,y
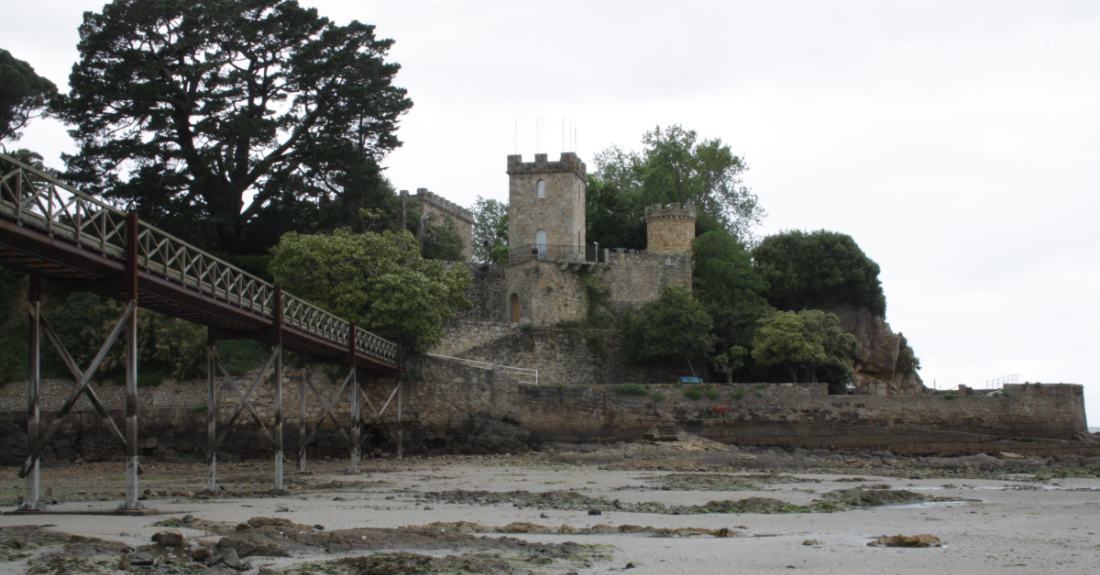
349,323 -> 361,474
273,286 -> 285,491
21,279 -> 42,511
206,330 -> 218,492
121,212 -> 143,510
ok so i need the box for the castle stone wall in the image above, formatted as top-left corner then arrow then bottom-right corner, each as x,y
504,260 -> 586,326
596,251 -> 693,311
409,189 -> 475,262
507,153 -> 586,250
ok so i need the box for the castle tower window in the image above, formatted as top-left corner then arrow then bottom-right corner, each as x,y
537,179 -> 546,198
535,229 -> 547,260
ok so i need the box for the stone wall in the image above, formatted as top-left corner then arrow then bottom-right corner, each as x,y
507,153 -> 586,250
644,203 -> 696,254
0,371 -> 1093,463
448,263 -> 507,323
411,189 -> 475,262
596,250 -> 693,312
504,260 -> 587,326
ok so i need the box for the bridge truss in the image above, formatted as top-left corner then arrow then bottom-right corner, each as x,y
0,153 -> 404,511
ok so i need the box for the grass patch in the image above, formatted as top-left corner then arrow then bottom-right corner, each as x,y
616,383 -> 648,396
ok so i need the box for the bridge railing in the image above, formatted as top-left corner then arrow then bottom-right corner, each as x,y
0,153 -> 397,367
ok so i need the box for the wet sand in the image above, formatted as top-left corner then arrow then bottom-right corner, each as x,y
1,442 -> 1098,574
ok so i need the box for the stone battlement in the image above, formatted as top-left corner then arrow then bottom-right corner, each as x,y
506,152 -> 587,179
644,202 -> 697,221
407,188 -> 475,224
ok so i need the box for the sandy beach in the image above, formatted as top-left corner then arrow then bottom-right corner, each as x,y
1,440 -> 1098,574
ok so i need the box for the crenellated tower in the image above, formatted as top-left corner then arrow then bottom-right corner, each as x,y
506,153 -> 586,254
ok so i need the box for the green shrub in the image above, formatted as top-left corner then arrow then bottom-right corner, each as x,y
705,388 -> 720,400
684,386 -> 704,400
732,390 -> 745,400
651,391 -> 665,402
943,392 -> 955,400
755,383 -> 767,389
673,381 -> 683,388
616,383 -> 648,396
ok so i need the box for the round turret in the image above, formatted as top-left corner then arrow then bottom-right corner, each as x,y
645,203 -> 696,254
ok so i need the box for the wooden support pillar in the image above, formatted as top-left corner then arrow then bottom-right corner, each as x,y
206,328 -> 217,492
273,286 -> 284,491
122,212 -> 143,510
349,323 -> 360,474
396,347 -> 404,461
299,359 -> 308,474
21,276 -> 42,510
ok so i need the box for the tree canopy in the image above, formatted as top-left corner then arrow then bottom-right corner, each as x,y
585,175 -> 647,251
269,229 -> 471,350
593,125 -> 765,244
751,309 -> 857,388
0,49 -> 57,143
752,230 -> 886,316
621,285 -> 715,376
471,196 -> 509,263
55,0 -> 412,255
691,230 -> 770,351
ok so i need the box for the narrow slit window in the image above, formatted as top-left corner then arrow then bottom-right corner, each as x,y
537,179 -> 546,198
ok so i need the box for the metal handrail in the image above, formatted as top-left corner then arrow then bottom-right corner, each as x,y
0,153 -> 397,367
508,243 -> 599,264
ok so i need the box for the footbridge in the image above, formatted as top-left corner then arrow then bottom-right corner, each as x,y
0,153 -> 402,512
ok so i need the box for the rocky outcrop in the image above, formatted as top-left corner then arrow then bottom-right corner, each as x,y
822,304 -> 923,395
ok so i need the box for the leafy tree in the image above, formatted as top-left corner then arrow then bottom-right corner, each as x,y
55,0 -> 412,255
752,230 -> 886,316
417,212 -> 466,261
270,228 -> 471,350
691,230 -> 770,353
593,125 -> 765,243
0,49 -> 57,142
622,286 -> 715,376
711,344 -> 748,384
751,310 -> 856,388
585,175 -> 646,251
471,196 -> 509,263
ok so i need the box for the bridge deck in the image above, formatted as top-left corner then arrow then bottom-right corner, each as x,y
0,153 -> 397,372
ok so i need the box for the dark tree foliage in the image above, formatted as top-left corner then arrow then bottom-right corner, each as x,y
593,125 -> 765,244
0,49 -> 57,143
752,230 -> 886,316
56,0 -> 412,255
691,230 -> 770,353
585,175 -> 647,251
471,196 -> 509,263
621,285 -> 715,376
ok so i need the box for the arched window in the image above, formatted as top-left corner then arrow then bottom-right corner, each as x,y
510,293 -> 520,323
535,229 -> 547,260
537,179 -> 546,198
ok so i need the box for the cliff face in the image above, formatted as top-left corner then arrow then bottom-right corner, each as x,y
822,304 -> 923,395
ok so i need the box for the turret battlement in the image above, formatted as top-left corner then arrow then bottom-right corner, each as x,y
506,152 -> 586,179
644,202 -> 697,222
406,188 -> 475,224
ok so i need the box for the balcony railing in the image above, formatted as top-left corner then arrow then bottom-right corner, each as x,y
509,244 -> 601,264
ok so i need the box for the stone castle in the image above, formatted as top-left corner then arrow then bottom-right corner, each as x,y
410,152 -> 695,326
411,153 -> 921,395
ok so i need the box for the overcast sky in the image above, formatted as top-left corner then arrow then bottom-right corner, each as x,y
4,1 -> 1099,423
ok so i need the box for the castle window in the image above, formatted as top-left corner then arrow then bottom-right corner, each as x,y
535,229 -> 547,260
537,179 -> 546,198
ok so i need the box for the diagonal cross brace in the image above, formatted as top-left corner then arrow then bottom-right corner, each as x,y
214,349 -> 277,444
299,369 -> 354,457
205,346 -> 280,463
357,380 -> 401,449
20,301 -> 136,478
38,314 -> 127,447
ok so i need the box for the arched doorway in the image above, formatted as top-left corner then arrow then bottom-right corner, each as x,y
510,293 -> 520,323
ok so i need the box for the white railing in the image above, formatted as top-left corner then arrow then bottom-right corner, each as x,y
426,353 -> 538,385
